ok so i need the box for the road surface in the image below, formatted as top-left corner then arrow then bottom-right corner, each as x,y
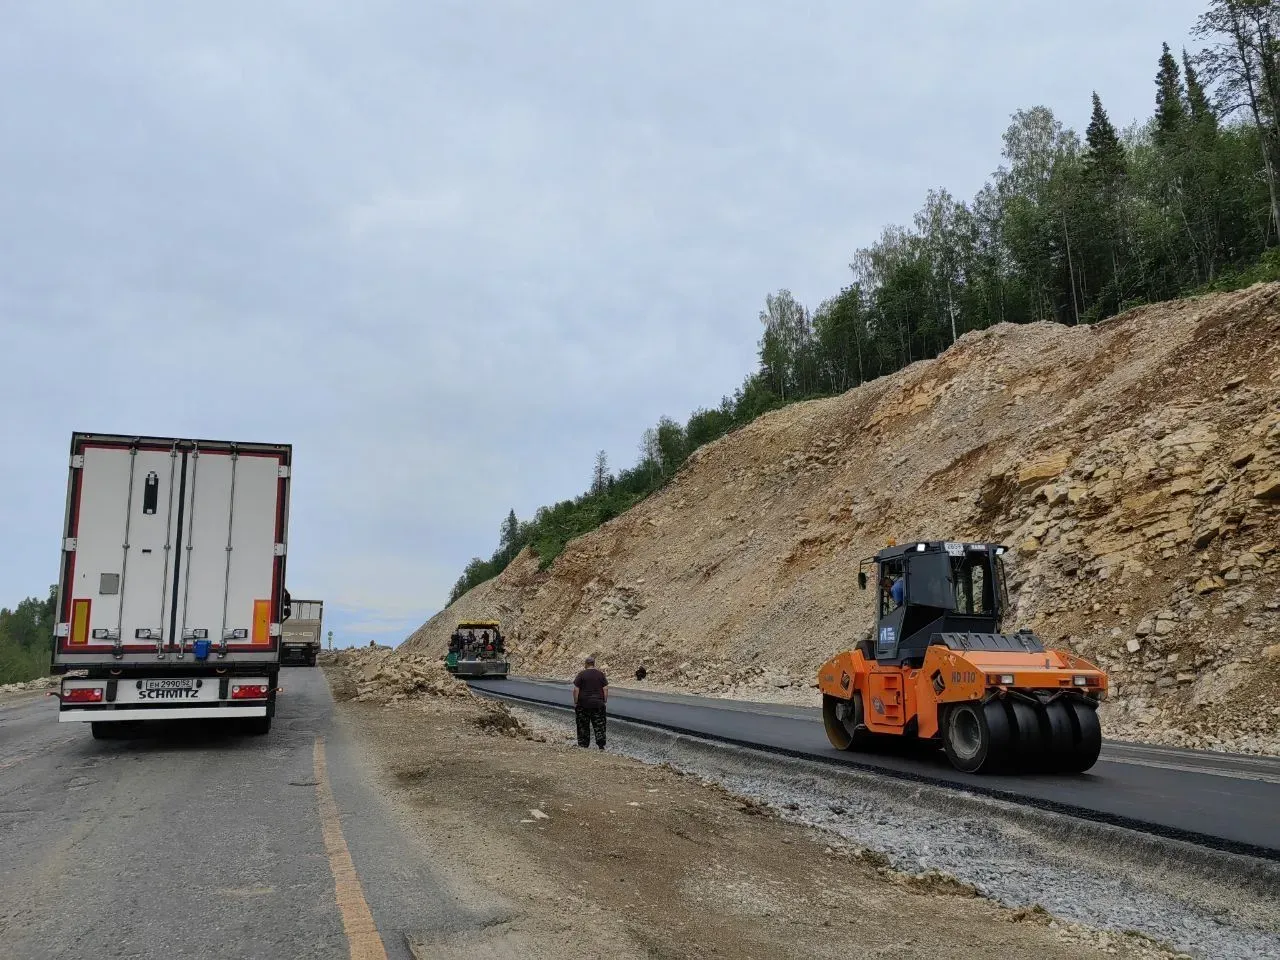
0,669 -> 493,960
470,677 -> 1280,860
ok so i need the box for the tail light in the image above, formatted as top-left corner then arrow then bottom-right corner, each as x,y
1072,675 -> 1090,687
63,687 -> 104,703
231,684 -> 270,700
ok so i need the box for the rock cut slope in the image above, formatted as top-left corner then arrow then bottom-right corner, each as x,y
406,285 -> 1280,753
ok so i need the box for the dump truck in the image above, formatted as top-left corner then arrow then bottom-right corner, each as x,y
445,620 -> 509,678
817,541 -> 1107,773
280,597 -> 323,666
50,433 -> 291,738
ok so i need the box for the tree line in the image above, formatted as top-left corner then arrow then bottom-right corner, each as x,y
446,0 -> 1280,605
0,588 -> 55,685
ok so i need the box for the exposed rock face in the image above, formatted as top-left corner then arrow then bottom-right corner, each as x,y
405,284 -> 1280,754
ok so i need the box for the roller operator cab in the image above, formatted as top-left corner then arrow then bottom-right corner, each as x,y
817,541 -> 1108,774
50,433 -> 291,739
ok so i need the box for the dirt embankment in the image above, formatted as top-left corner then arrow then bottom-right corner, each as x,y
405,284 -> 1280,753
323,654 -> 1180,960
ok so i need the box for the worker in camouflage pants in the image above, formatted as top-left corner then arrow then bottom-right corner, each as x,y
572,655 -> 609,749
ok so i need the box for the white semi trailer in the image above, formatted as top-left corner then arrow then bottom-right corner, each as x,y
50,433 -> 291,738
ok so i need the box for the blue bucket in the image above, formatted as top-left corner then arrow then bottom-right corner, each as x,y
193,639 -> 212,660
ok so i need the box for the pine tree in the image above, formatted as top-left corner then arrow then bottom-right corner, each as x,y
1182,48 -> 1215,127
1085,92 -> 1126,185
498,509 -> 520,561
1155,42 -> 1187,145
1081,92 -> 1130,315
591,450 -> 609,494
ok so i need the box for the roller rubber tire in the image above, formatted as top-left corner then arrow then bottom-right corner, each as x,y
1042,700 -> 1077,771
1005,699 -> 1045,772
942,700 -> 1011,773
1061,699 -> 1103,773
823,693 -> 872,751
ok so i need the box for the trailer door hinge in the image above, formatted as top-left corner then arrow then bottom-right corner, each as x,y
70,455 -> 84,469
269,623 -> 282,637
277,465 -> 290,479
274,542 -> 287,556
63,538 -> 78,552
55,623 -> 70,638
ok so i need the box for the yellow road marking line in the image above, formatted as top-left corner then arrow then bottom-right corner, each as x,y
314,737 -> 389,960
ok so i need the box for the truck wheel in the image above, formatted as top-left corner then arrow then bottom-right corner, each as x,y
308,652 -> 317,667
823,693 -> 871,751
244,716 -> 272,736
942,701 -> 1010,773
91,722 -> 115,740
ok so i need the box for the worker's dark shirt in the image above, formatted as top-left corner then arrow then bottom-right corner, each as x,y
574,668 -> 609,709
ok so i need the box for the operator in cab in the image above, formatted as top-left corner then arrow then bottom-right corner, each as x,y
881,573 -> 905,610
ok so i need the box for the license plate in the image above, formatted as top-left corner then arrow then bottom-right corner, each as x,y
143,678 -> 195,691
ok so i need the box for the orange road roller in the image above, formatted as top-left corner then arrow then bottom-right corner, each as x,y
817,541 -> 1107,774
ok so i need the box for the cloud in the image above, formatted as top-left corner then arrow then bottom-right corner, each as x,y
324,605 -> 423,649
0,0 -> 1204,629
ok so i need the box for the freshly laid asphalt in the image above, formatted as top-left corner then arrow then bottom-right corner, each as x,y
470,677 -> 1280,860
0,669 -> 499,960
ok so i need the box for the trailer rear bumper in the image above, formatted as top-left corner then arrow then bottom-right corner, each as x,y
59,705 -> 268,722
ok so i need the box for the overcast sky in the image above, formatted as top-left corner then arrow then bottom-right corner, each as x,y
1,1 -> 1204,646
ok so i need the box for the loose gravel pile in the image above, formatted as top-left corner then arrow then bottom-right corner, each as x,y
326,647 -> 472,704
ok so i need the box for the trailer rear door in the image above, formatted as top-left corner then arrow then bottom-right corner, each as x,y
53,435 -> 290,668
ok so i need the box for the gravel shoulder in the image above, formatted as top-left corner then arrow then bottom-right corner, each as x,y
324,659 -> 1179,960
